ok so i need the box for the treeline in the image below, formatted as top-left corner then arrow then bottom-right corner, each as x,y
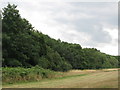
2,4 -> 118,71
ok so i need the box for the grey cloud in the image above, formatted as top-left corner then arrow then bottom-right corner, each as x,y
0,1 -> 118,55
74,19 -> 112,43
52,2 -> 117,46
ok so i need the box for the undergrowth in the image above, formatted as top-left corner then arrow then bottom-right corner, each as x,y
2,66 -> 61,84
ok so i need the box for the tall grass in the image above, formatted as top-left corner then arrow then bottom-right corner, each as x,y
2,66 -> 59,84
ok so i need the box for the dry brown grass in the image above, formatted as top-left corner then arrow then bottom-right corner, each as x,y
3,69 -> 118,88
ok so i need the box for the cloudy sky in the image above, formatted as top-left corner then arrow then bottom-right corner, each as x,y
0,0 -> 118,55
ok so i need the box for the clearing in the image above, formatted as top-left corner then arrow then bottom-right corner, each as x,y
3,68 -> 118,88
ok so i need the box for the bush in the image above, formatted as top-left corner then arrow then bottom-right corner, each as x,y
2,66 -> 56,84
61,61 -> 72,72
5,59 -> 22,67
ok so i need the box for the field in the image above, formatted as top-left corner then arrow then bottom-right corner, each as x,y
3,68 -> 118,88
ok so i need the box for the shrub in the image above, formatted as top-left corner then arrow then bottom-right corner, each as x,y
2,66 -> 56,84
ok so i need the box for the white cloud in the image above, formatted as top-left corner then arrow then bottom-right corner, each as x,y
0,1 -> 118,55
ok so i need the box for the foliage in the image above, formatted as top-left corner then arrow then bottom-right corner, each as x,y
2,66 -> 57,84
2,4 -> 118,72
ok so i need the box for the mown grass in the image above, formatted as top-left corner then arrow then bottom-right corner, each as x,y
2,68 -> 118,88
2,66 -> 88,85
54,74 -> 87,80
3,69 -> 118,88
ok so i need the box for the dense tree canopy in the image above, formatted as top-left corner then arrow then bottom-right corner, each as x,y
2,4 -> 118,71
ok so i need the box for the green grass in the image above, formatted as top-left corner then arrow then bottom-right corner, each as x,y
2,69 -> 118,88
54,74 -> 87,79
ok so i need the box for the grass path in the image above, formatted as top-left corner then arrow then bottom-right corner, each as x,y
3,69 -> 118,88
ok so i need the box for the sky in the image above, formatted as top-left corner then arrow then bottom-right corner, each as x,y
0,0 -> 118,56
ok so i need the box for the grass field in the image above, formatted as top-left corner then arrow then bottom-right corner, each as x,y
3,69 -> 118,88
